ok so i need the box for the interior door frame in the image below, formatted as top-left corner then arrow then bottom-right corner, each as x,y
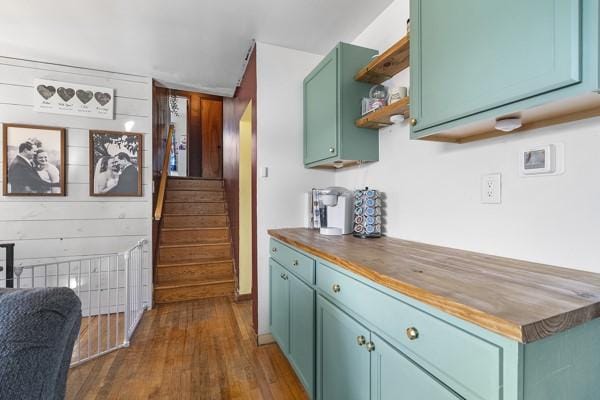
169,89 -> 223,178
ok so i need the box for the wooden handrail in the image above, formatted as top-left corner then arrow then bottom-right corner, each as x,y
154,124 -> 175,221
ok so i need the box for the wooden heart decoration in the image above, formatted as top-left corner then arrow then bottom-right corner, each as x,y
94,92 -> 112,106
37,85 -> 56,100
76,89 -> 93,104
57,87 -> 75,102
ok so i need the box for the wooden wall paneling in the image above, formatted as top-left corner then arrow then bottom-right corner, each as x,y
223,47 -> 258,332
200,98 -> 223,178
0,57 -> 153,304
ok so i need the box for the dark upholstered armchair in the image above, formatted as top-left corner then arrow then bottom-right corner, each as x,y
0,287 -> 81,400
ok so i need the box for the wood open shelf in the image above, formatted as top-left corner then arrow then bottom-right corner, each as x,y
356,97 -> 410,129
355,35 -> 410,84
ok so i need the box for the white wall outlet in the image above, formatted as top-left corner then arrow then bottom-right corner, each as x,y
481,173 -> 502,204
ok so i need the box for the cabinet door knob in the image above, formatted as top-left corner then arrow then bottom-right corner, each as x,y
329,147 -> 335,153
356,335 -> 366,346
293,260 -> 299,266
272,247 -> 277,253
332,284 -> 341,293
280,273 -> 285,279
406,327 -> 419,340
410,118 -> 417,126
366,341 -> 376,352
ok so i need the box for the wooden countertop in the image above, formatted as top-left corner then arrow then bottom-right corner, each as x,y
269,228 -> 600,343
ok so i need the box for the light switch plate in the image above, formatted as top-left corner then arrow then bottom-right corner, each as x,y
481,173 -> 501,204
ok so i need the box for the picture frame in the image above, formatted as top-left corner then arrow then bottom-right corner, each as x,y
2,123 -> 66,196
89,130 -> 143,197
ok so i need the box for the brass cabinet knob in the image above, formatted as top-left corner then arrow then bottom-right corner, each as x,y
406,327 -> 419,340
293,260 -> 299,266
329,147 -> 335,153
366,341 -> 376,352
410,118 -> 417,126
356,335 -> 366,346
332,284 -> 341,293
272,247 -> 277,253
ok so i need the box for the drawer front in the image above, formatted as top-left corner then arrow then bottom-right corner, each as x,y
317,263 -> 501,400
270,239 -> 315,284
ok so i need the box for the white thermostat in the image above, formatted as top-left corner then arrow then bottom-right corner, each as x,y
519,144 -> 558,175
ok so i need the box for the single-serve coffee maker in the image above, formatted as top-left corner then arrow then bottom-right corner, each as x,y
311,187 -> 353,235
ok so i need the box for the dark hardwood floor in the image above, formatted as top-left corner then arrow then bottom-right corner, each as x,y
66,297 -> 308,399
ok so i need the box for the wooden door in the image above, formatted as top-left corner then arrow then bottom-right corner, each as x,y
304,49 -> 339,164
270,260 -> 290,353
370,333 -> 462,400
410,0 -> 582,132
317,295 -> 370,400
289,273 -> 316,397
200,98 -> 223,178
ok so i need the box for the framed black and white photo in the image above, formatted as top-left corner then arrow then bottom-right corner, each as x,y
90,130 -> 143,197
2,124 -> 66,196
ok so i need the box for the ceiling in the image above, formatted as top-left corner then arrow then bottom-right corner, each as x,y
0,0 -> 393,96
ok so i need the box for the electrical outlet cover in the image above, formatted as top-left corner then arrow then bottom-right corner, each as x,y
481,173 -> 501,204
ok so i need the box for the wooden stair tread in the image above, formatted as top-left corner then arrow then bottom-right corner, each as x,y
168,177 -> 223,181
163,213 -> 228,216
159,242 -> 231,249
157,259 -> 233,268
155,279 -> 234,290
161,227 -> 229,232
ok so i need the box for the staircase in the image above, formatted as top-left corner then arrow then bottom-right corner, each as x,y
154,177 -> 234,304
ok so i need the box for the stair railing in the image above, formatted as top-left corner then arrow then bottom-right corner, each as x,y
154,124 -> 175,221
8,239 -> 149,367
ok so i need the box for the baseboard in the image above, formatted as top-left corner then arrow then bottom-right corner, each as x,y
235,292 -> 252,302
257,333 -> 275,346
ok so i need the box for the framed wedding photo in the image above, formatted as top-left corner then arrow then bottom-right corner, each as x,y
2,123 -> 66,196
89,130 -> 143,197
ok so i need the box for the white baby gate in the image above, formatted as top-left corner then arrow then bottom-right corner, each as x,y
2,239 -> 150,367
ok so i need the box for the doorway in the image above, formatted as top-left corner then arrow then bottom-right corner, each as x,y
169,95 -> 189,177
238,101 -> 253,296
167,90 -> 223,178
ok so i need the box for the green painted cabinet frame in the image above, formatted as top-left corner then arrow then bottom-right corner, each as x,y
303,42 -> 379,168
269,256 -> 316,398
269,238 -> 600,399
410,0 -> 600,140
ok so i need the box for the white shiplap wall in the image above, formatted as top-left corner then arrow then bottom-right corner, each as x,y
0,57 -> 153,302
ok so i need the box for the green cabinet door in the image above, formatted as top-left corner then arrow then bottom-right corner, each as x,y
304,49 -> 338,164
270,260 -> 290,353
317,295 -> 370,400
370,333 -> 462,400
289,273 -> 316,398
410,0 -> 582,132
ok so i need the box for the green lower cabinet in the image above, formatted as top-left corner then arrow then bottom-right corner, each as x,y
370,332 -> 461,400
270,240 -> 600,400
288,273 -> 316,397
317,295 -> 370,400
269,260 -> 290,353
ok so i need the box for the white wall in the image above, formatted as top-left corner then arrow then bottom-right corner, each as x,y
0,56 -> 153,303
256,42 -> 334,334
333,0 -> 600,273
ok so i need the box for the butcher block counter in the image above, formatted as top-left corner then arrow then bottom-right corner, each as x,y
269,228 -> 600,344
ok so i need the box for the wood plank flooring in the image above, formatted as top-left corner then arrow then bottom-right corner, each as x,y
66,297 -> 308,400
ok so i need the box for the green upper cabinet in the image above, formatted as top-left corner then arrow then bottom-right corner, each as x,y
410,0 -> 600,142
304,43 -> 379,168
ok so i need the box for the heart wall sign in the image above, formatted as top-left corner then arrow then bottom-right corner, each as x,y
33,79 -> 115,120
